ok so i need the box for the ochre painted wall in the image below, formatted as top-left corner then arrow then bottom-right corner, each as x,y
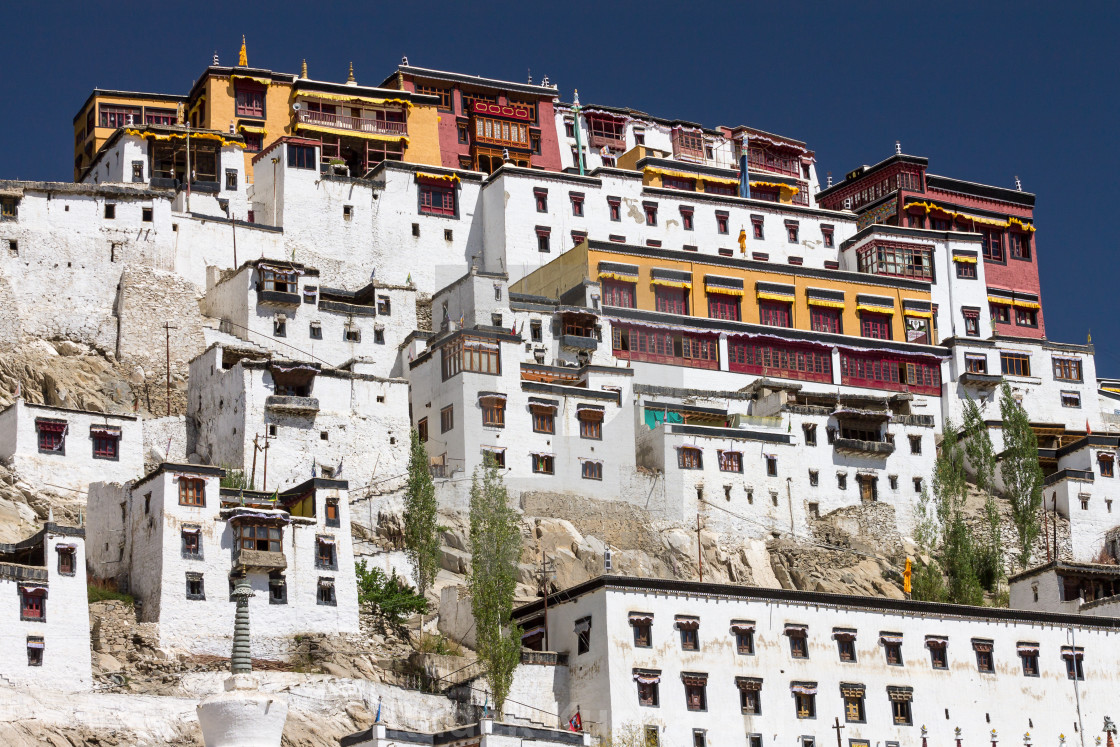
75,94 -> 183,180
403,104 -> 443,167
197,76 -> 294,183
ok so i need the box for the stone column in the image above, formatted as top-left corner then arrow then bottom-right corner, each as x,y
231,575 -> 253,674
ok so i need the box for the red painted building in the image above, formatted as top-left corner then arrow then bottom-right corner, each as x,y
381,63 -> 563,174
817,154 -> 1042,339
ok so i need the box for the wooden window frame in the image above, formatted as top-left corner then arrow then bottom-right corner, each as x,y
179,478 -> 206,507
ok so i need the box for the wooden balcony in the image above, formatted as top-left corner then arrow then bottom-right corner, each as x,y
588,132 -> 626,151
233,548 -> 287,573
265,395 -> 319,414
296,109 -> 407,137
834,438 -> 895,458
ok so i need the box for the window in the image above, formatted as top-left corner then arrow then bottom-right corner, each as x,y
1053,357 -> 1083,382
856,242 -> 934,280
882,635 -> 904,665
441,337 -> 501,379
91,428 -> 120,459
415,84 -> 452,110
716,211 -> 729,235
1061,391 -> 1082,408
325,500 -> 340,527
678,447 -> 702,470
570,192 -> 584,216
837,473 -> 847,490
532,454 -> 554,474
235,84 -> 265,117
680,206 -> 694,230
581,461 -> 603,480
683,674 -> 707,711
733,623 -> 755,654
225,169 -> 238,191
1019,644 -> 1040,676
644,202 -> 658,226
991,303 -> 1011,324
457,123 -> 469,144
315,536 -> 337,569
612,325 -> 718,369
809,469 -> 819,486
268,573 -> 287,604
842,685 -> 865,722
1001,352 -> 1031,377
759,301 -> 792,327
750,216 -> 765,240
786,222 -> 799,243
1016,308 -> 1038,327
973,639 -> 995,673
179,478 -> 205,506
273,317 -> 287,337
738,678 -> 762,714
287,145 -> 317,169
103,203 -> 116,220
579,409 -> 603,439
26,636 -> 44,666
763,455 -> 777,477
99,104 -> 142,128
343,326 -> 360,342
631,615 -> 653,647
787,627 -> 808,658
907,435 -> 922,455
309,322 -> 322,339
708,293 -> 740,321
244,132 -> 263,152
181,528 -> 201,558
800,424 -> 818,447
440,405 -> 454,433
608,197 -> 621,221
964,355 -> 988,374
1080,493 -> 1090,510
793,687 -> 816,718
186,573 -> 205,601
1063,647 -> 1085,680
927,638 -> 948,669
655,287 -> 688,315
889,688 -> 914,725
419,184 -> 456,217
482,448 -> 506,469
912,477 -> 923,494
417,418 -> 428,443
317,578 -> 336,606
564,120 -> 575,137
860,313 -> 892,340
981,229 -> 1004,262
1099,453 -> 1114,478
531,404 -> 555,434
536,227 -> 551,253
237,523 -> 281,552
601,280 -> 636,309
480,396 -> 505,427
719,451 -> 742,473
635,673 -> 659,706
576,617 -> 591,654
1012,233 -> 1032,260
534,188 -> 548,212
956,261 -> 977,279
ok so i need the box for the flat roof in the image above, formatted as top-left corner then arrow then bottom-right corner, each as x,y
383,64 -> 560,97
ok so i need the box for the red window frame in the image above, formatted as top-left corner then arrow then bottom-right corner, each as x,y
860,313 -> 892,340
419,184 -> 456,217
751,219 -> 764,239
179,478 -> 206,507
608,198 -> 621,221
839,352 -> 941,396
727,337 -> 833,384
716,213 -> 729,234
612,326 -> 718,369
21,591 -> 44,620
991,304 -> 1011,324
92,433 -> 119,459
644,204 -> 657,226
655,287 -> 689,315
534,189 -> 548,212
786,224 -> 799,243
822,228 -> 834,248
37,422 -> 65,453
708,293 -> 740,321
982,229 -> 1005,262
678,447 -> 703,469
571,194 -> 584,216
810,307 -> 841,334
235,84 -> 265,118
759,301 -> 791,328
681,207 -> 694,230
602,280 -> 636,308
664,176 -> 696,191
1011,233 -> 1032,260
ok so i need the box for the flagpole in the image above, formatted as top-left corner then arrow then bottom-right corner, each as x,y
572,90 -> 585,176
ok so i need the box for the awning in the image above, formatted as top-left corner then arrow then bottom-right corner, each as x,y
463,339 -> 499,351
54,542 -> 78,550
952,254 -> 978,264
879,633 -> 903,645
736,677 -> 762,691
230,74 -> 273,86
259,262 -> 306,276
857,303 -> 895,315
238,124 -> 267,134
839,683 -> 865,697
90,425 -> 122,437
180,526 -> 201,535
297,92 -> 413,109
529,403 -> 557,414
650,269 -> 693,287
481,446 -> 506,455
784,624 -> 807,636
756,282 -> 795,302
574,618 -> 591,634
972,640 -> 993,653
1061,647 -> 1084,659
577,406 -> 604,421
925,636 -> 948,648
790,682 -> 817,695
650,278 -> 692,290
987,295 -> 1012,305
520,625 -> 545,639
887,686 -> 914,702
681,673 -> 708,686
833,630 -> 857,642
478,393 -> 507,403
317,536 -> 336,546
675,617 -> 700,631
597,262 -> 639,281
1013,298 -> 1041,309
1016,643 -> 1040,655
19,585 -> 48,597
35,419 -> 67,434
807,289 -> 845,309
633,669 -> 661,684
730,621 -> 756,634
628,612 -> 654,625
415,172 -> 460,185
26,640 -> 45,649
705,275 -> 745,296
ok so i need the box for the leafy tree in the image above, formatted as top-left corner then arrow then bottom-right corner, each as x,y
930,420 -> 985,605
910,559 -> 947,603
403,429 -> 441,598
468,457 -> 523,718
355,560 -> 428,635
999,383 -> 1044,569
962,398 -> 1002,590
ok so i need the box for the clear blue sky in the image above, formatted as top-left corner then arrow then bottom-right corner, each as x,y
3,2 -> 1117,370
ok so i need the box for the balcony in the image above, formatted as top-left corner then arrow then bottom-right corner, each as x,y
671,132 -> 706,163
265,395 -> 319,414
588,132 -> 626,151
834,438 -> 895,458
257,289 -> 301,306
560,334 -> 598,351
959,372 -> 1002,389
233,547 -> 287,573
746,148 -> 801,178
296,109 -> 407,137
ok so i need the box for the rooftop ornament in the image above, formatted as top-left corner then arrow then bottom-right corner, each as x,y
238,35 -> 248,67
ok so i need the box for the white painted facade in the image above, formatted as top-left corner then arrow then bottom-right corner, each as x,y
187,343 -> 410,493
0,524 -> 92,691
0,400 -> 143,495
515,577 -> 1120,747
86,464 -> 358,657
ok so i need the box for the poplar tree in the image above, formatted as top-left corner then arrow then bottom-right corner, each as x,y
999,383 -> 1044,569
403,429 -> 440,599
468,457 -> 522,718
930,420 -> 984,606
962,397 -> 1002,589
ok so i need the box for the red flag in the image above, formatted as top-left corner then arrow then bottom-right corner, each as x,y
568,710 -> 582,732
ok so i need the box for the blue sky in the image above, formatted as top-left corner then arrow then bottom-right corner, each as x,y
3,2 -> 1117,369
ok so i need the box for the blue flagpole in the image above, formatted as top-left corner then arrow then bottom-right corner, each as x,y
739,149 -> 752,200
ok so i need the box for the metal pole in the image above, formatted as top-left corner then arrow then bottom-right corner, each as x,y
164,322 -> 172,416
230,210 -> 238,267
250,434 -> 259,491
1070,626 -> 1086,747
262,437 -> 269,493
572,90 -> 585,176
185,124 -> 191,213
696,513 -> 702,583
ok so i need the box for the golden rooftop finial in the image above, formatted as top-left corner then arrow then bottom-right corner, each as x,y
238,35 -> 248,67
347,62 -> 355,83
300,59 -> 308,79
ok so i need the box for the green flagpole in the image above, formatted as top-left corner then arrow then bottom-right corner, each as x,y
572,89 -> 585,176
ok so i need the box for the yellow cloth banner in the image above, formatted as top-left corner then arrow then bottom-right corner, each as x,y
650,279 -> 692,290
806,298 -> 845,309
124,129 -> 244,148
952,255 -> 978,264
701,175 -> 741,187
295,122 -> 409,143
907,200 -> 1035,232
1009,216 -> 1037,232
230,74 -> 274,86
757,291 -> 795,302
750,180 -> 800,196
298,92 -> 414,109
415,172 -> 460,184
1013,300 -> 1041,309
987,296 -> 1012,305
705,285 -> 745,297
856,304 -> 895,315
643,167 -> 699,182
598,272 -> 638,282
904,310 -> 934,319
237,124 -> 267,134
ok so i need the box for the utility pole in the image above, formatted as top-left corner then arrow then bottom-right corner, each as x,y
261,434 -> 270,494
185,123 -> 192,213
164,322 -> 177,416
534,551 -> 556,651
571,90 -> 585,176
250,434 -> 260,490
696,512 -> 703,583
832,717 -> 845,747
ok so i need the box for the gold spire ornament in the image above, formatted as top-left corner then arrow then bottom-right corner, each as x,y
238,36 -> 248,67
300,59 -> 308,79
347,62 -> 356,83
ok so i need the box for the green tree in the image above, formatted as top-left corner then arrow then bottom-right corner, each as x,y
403,429 -> 441,599
962,398 -> 1002,590
355,560 -> 428,635
930,420 -> 985,605
468,457 -> 523,718
999,383 -> 1044,569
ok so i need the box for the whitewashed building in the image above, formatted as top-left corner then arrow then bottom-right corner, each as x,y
1009,561 -> 1120,618
342,720 -> 590,747
0,400 -> 143,494
0,523 -> 92,690
514,576 -> 1120,747
86,463 -> 357,656
187,342 -> 410,493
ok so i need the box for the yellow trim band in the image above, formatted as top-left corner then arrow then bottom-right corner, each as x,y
856,304 -> 895,315
237,124 -> 267,134
415,172 -> 460,184
750,180 -> 800,196
230,74 -> 275,87
598,272 -> 637,282
650,279 -> 693,290
1013,300 -> 1041,309
806,298 -> 846,309
904,310 -> 934,319
987,296 -> 1012,305
296,92 -> 413,109
757,291 -> 795,302
124,128 -> 244,148
705,285 -> 745,297
952,255 -> 978,264
907,200 -> 1035,232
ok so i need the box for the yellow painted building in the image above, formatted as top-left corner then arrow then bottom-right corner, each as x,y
512,239 -> 936,344
73,90 -> 186,180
